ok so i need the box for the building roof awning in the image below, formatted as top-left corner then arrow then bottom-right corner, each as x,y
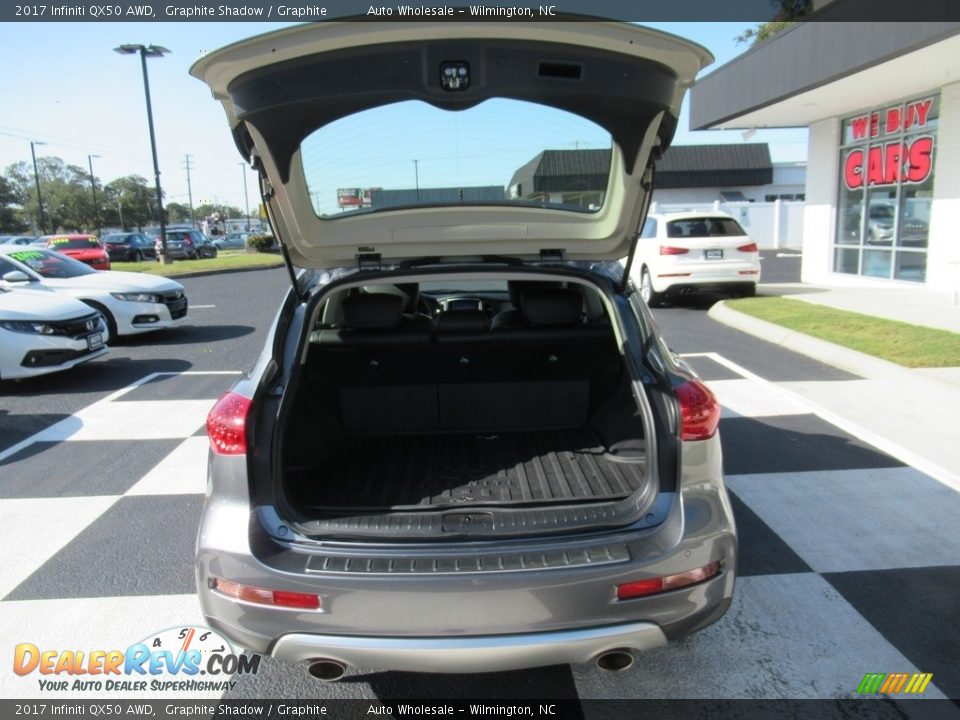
690,20 -> 960,130
510,145 -> 773,193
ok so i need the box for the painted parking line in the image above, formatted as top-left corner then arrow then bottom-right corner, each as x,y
682,352 -> 960,493
0,371 -> 240,464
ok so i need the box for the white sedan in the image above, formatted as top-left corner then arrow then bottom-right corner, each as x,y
0,246 -> 188,337
628,211 -> 761,306
0,285 -> 109,380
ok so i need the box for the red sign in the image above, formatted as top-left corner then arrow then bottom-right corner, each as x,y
843,97 -> 936,191
849,98 -> 934,141
843,136 -> 934,190
336,188 -> 380,208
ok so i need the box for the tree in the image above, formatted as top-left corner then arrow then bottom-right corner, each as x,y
165,202 -> 193,225
5,157 -> 98,233
103,175 -> 156,231
0,176 -> 28,233
736,0 -> 812,46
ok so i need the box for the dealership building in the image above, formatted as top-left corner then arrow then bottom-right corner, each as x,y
690,21 -> 960,291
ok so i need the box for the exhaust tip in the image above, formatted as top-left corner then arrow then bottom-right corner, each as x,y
306,659 -> 347,682
595,649 -> 635,672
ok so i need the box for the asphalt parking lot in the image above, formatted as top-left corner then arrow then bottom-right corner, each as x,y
1,257 -> 956,708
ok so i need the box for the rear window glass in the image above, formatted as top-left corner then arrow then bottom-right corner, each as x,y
49,237 -> 99,249
301,99 -> 612,218
666,218 -> 746,238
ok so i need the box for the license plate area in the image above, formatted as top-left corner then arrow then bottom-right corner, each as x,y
87,333 -> 104,351
704,249 -> 724,260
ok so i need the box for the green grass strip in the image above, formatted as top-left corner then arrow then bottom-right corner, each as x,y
110,251 -> 284,277
726,297 -> 960,368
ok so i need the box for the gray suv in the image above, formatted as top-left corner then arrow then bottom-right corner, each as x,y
193,20 -> 736,680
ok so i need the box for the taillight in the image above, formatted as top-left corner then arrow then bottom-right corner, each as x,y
659,246 -> 690,255
616,562 -> 721,600
207,391 -> 251,455
212,578 -> 322,610
737,242 -> 758,252
676,379 -> 720,441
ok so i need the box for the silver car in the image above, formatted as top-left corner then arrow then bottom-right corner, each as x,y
193,20 -> 735,680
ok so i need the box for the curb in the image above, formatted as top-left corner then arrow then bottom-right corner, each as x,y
707,300 -> 952,388
143,262 -> 285,280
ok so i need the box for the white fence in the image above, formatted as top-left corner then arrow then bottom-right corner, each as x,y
649,200 -> 805,250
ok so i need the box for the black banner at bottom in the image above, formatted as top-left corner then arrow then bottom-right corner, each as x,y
3,699 -> 959,720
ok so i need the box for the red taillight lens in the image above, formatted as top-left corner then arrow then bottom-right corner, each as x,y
659,246 -> 690,255
207,391 -> 251,455
676,380 -> 721,441
737,242 -> 758,253
212,578 -> 321,610
616,577 -> 663,599
616,562 -> 721,600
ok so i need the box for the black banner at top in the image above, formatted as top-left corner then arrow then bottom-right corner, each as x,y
3,0 -> 960,22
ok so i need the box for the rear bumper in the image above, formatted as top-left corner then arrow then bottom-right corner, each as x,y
270,622 -> 668,674
652,261 -> 760,293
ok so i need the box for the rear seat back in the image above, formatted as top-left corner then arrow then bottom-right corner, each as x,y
438,288 -> 622,432
308,293 -> 437,433
308,284 -> 623,435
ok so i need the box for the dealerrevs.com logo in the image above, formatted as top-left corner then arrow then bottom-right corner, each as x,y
13,626 -> 260,693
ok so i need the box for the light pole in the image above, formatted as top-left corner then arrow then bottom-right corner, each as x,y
87,154 -> 102,236
413,159 -> 420,203
114,43 -> 170,262
240,162 -> 250,231
30,141 -> 47,234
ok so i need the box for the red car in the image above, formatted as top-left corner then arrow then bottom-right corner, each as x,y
44,235 -> 111,271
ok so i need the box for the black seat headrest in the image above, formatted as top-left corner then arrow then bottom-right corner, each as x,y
521,289 -> 583,326
507,280 -> 562,307
363,283 -> 419,313
437,309 -> 489,334
341,293 -> 404,330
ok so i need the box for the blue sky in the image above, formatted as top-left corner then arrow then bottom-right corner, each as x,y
0,21 -> 807,212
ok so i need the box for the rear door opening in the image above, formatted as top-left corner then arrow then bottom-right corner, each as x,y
272,273 -> 664,539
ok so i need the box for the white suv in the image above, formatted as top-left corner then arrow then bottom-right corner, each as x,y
629,211 -> 761,306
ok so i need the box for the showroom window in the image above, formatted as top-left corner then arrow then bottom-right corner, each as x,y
835,95 -> 938,282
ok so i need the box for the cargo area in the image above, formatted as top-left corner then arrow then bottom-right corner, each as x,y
277,280 -> 652,535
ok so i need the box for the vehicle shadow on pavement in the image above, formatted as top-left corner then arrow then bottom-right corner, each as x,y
108,324 -> 256,347
654,294 -> 726,312
0,410 -> 71,453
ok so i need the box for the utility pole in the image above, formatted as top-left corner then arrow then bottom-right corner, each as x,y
87,154 -> 102,236
30,141 -> 48,234
184,154 -> 196,229
240,162 -> 250,231
413,159 -> 420,203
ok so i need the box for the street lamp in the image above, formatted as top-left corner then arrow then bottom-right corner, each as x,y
30,141 -> 47,234
87,154 -> 102,236
239,162 -> 250,231
114,43 -> 170,262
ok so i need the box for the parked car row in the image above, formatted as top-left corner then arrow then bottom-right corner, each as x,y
0,245 -> 189,380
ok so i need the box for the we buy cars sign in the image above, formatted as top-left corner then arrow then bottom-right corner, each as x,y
843,98 -> 935,190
